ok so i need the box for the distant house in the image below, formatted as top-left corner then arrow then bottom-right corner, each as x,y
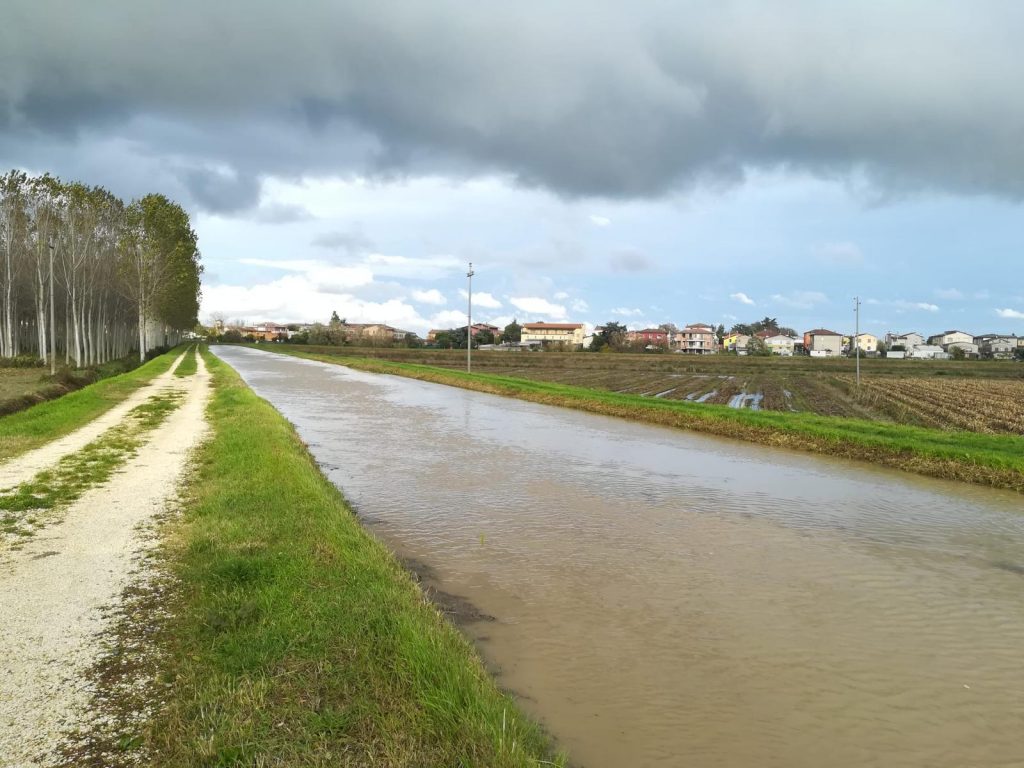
470,322 -> 500,338
975,334 -> 1019,359
909,345 -> 951,360
885,332 -> 925,351
520,322 -> 586,348
723,333 -> 751,354
946,341 -> 980,358
342,323 -> 418,342
927,330 -> 974,349
242,323 -> 289,341
853,333 -> 879,355
674,324 -> 717,354
626,328 -> 670,347
764,334 -> 798,356
805,329 -> 843,357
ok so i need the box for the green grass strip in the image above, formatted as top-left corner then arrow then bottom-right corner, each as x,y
174,344 -> 199,377
0,349 -> 182,463
265,347 -> 1024,493
0,391 -> 184,545
142,348 -> 562,766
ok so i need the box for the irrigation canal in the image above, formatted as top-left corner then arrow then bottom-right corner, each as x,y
214,346 -> 1024,768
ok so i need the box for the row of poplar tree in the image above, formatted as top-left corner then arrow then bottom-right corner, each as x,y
0,170 -> 202,367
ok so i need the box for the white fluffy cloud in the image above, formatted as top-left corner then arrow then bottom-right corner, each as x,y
588,214 -> 611,227
429,309 -> 470,328
509,296 -> 567,319
730,292 -> 755,306
995,307 -> 1024,319
611,307 -> 643,317
459,289 -> 502,309
364,253 -> 463,280
901,301 -> 939,312
203,274 -> 425,329
411,288 -> 447,305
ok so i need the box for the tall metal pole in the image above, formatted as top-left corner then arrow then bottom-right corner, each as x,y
466,262 -> 474,373
854,295 -> 861,387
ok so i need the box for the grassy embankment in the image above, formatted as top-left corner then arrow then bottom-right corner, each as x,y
0,350 -> 181,463
128,348 -> 560,766
265,347 -> 1024,493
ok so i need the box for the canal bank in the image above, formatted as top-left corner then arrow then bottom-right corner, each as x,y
216,344 -> 1024,768
127,348 -> 561,766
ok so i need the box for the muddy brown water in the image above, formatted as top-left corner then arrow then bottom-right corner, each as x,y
214,346 -> 1024,768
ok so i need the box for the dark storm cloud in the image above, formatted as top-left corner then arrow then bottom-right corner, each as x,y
2,0 -> 1023,211
183,168 -> 260,213
253,203 -> 314,224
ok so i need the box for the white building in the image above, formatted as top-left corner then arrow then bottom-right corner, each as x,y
927,330 -> 974,348
885,332 -> 925,351
909,345 -> 951,360
520,322 -> 586,347
764,334 -> 798,356
975,335 -> 1019,359
946,341 -> 979,357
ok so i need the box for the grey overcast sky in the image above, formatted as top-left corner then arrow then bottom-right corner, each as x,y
3,1 -> 1023,333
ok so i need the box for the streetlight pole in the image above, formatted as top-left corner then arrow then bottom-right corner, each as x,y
854,295 -> 861,387
466,262 -> 474,373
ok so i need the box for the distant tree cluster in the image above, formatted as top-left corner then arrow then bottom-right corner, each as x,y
588,321 -> 627,352
729,316 -> 798,338
0,170 -> 202,366
284,312 -> 423,348
430,320 -> 520,349
500,320 -> 521,343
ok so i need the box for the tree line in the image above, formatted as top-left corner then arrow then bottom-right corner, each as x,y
0,170 -> 201,368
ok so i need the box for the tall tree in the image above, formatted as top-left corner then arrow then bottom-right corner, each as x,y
600,321 -> 628,350
501,319 -> 522,343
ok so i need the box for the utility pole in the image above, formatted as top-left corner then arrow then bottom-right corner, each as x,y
853,295 -> 861,387
466,262 -> 474,373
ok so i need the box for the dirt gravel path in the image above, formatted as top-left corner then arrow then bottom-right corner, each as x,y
0,351 -> 188,491
0,352 -> 210,767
